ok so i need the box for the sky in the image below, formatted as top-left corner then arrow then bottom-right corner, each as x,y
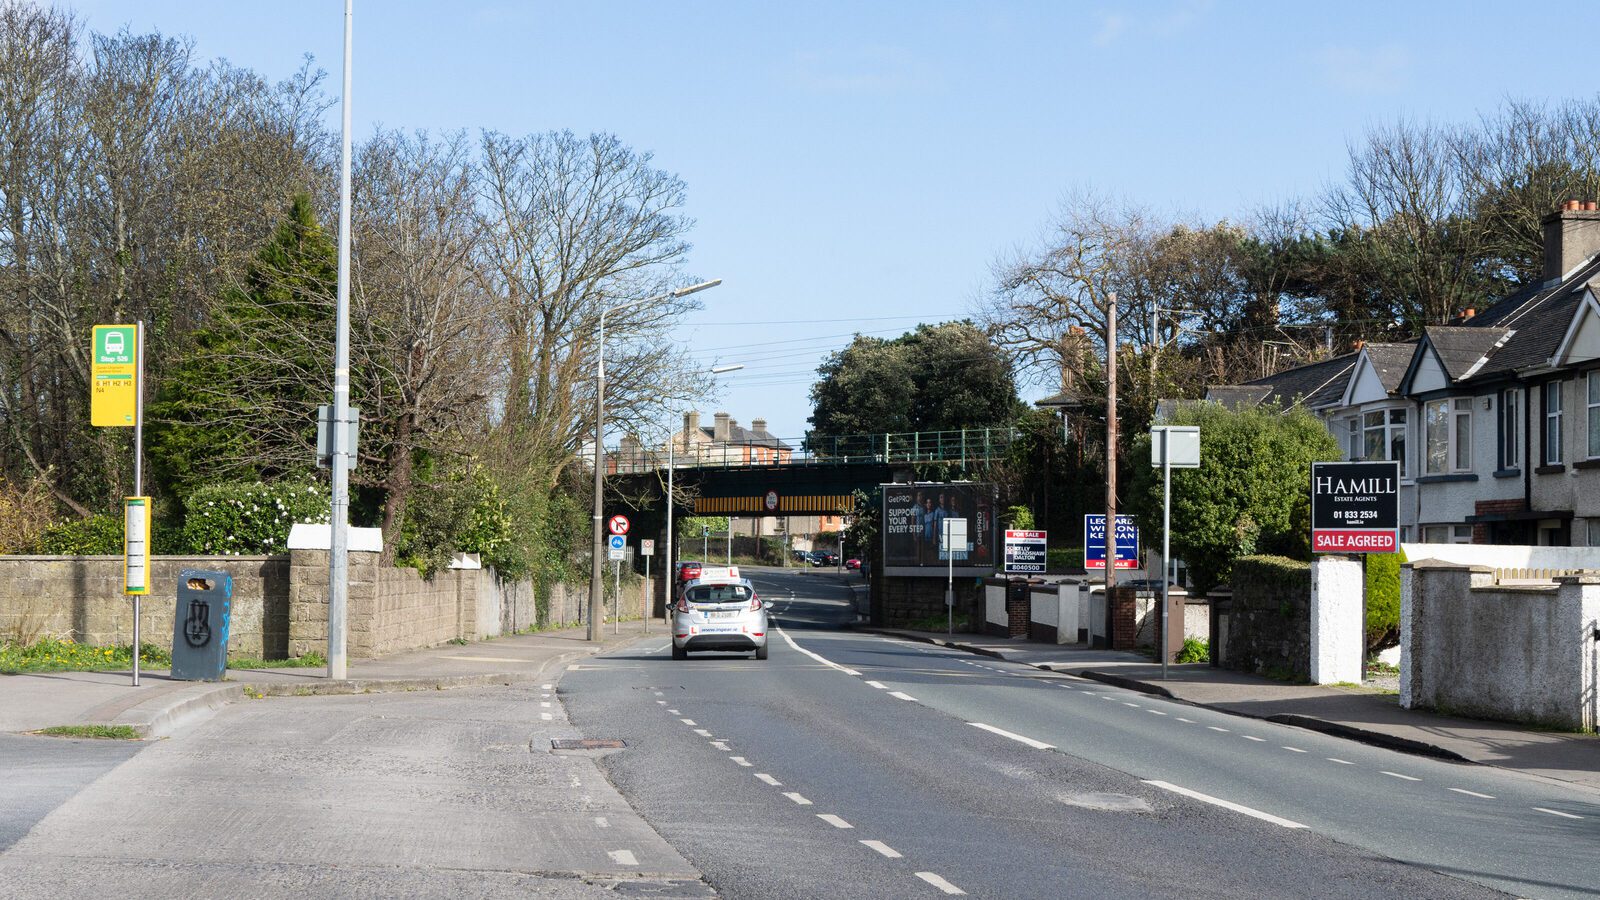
69,0 -> 1600,440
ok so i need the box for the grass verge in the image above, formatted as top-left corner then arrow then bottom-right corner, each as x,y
1,638 -> 169,675
35,724 -> 140,740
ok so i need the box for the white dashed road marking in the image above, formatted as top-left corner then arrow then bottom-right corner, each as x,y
680,718 -> 697,726
915,872 -> 967,895
1534,807 -> 1584,820
594,816 -> 609,828
1449,788 -> 1495,799
1382,771 -> 1421,782
540,713 -> 552,721
730,756 -> 752,766
784,792 -> 813,805
1243,736 -> 1266,742
969,722 -> 1055,750
693,728 -> 712,737
866,680 -> 888,689
817,814 -> 853,829
1144,780 -> 1306,829
710,741 -> 730,750
1327,757 -> 1354,765
1207,726 -> 1229,732
755,773 -> 782,786
1282,746 -> 1306,753
861,839 -> 902,858
889,691 -> 918,702
607,849 -> 638,866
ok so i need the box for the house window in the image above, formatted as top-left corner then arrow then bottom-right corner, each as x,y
1421,524 -> 1473,544
1588,519 -> 1600,547
1345,417 -> 1360,460
1588,372 -> 1600,459
1544,380 -> 1564,465
1499,388 -> 1519,470
1424,398 -> 1471,474
1361,409 -> 1408,477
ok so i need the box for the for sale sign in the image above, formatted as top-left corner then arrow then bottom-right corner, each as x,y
1084,515 -> 1139,570
1310,461 -> 1399,553
1003,530 -> 1048,574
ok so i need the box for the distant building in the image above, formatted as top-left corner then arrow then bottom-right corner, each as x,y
668,411 -> 793,466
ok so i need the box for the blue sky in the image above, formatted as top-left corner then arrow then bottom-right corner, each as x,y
73,1 -> 1599,439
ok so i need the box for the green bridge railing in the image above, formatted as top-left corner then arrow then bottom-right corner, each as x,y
607,426 -> 1018,474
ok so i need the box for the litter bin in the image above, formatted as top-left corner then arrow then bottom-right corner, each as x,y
171,569 -> 232,681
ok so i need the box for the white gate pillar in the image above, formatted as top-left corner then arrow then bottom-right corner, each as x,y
1310,556 -> 1364,685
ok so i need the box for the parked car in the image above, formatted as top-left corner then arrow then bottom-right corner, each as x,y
820,552 -> 839,567
791,549 -> 810,562
845,558 -> 861,571
671,571 -> 767,660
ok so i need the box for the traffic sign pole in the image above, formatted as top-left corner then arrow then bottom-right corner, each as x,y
132,321 -> 145,686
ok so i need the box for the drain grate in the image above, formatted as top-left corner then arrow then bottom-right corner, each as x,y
552,738 -> 626,750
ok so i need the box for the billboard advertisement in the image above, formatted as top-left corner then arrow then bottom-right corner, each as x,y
1310,461 -> 1399,553
881,483 -> 997,570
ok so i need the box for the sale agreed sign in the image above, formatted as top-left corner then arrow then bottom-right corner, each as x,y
1310,461 -> 1399,553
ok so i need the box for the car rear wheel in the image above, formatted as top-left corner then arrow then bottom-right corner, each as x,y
672,645 -> 687,660
754,643 -> 768,660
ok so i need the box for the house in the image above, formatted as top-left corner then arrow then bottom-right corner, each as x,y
668,411 -> 793,467
1202,199 -> 1600,546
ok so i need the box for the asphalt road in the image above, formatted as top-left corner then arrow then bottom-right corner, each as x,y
0,733 -> 143,853
561,566 -> 1562,899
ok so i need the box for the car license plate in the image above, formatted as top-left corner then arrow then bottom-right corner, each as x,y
710,611 -> 738,619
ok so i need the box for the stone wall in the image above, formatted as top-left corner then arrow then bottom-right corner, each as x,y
0,555 -> 288,657
1222,555 -> 1311,680
1402,562 -> 1599,731
875,575 -> 981,629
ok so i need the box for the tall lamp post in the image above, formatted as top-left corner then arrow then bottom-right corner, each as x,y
590,279 -> 722,641
665,364 -> 743,619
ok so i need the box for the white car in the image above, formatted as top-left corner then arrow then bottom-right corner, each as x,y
671,567 -> 768,660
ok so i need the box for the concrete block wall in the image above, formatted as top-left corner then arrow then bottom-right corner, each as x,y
0,555 -> 288,657
1222,558 -> 1311,680
876,576 -> 981,629
1402,562 -> 1599,731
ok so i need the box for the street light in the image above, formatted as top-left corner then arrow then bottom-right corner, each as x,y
590,279 -> 721,641
665,362 -> 743,621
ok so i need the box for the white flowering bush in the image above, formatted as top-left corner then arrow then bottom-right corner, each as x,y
180,480 -> 329,555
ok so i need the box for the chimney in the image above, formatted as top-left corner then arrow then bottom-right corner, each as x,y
684,410 -> 700,439
751,418 -> 767,434
1541,200 -> 1600,285
713,411 -> 730,442
1462,308 -> 1475,320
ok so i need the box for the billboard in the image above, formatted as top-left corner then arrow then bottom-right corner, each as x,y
1311,461 -> 1399,553
881,483 -> 998,570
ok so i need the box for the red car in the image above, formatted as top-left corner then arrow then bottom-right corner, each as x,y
674,561 -> 703,593
845,558 -> 861,571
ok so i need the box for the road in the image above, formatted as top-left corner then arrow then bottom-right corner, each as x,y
562,566 -> 1598,899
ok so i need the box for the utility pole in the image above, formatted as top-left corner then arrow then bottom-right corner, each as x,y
1105,292 -> 1119,600
327,0 -> 354,681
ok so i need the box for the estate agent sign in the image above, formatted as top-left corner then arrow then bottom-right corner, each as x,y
1310,461 -> 1399,553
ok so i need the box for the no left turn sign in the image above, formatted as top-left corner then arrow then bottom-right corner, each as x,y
608,515 -> 630,536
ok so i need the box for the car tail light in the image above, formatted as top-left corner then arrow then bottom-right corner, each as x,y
749,594 -> 762,611
674,599 -> 690,614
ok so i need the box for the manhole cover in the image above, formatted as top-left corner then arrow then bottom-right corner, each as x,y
552,738 -> 626,750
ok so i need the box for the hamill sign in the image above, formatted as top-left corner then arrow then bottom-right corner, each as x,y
1310,461 -> 1400,553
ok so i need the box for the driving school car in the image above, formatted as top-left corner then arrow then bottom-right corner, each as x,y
671,566 -> 768,660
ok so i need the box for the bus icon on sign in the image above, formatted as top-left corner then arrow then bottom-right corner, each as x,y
104,331 -> 125,355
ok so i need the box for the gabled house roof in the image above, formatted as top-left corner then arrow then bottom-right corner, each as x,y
1338,341 -> 1417,407
699,423 -> 791,450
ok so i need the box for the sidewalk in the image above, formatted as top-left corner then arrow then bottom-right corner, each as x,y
861,626 -> 1600,793
0,620 -> 658,739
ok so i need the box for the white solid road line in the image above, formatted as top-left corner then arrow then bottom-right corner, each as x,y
889,691 -> 918,701
755,773 -> 782,786
1143,780 -> 1306,829
915,872 -> 967,895
817,814 -> 854,829
607,849 -> 638,866
784,792 -> 813,805
1534,807 -> 1584,820
1449,788 -> 1495,799
860,839 -> 902,858
776,625 -> 862,675
969,722 -> 1055,750
1382,771 -> 1422,782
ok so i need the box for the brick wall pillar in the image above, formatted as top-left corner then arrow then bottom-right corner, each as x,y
1472,499 -> 1528,544
1109,586 -> 1137,650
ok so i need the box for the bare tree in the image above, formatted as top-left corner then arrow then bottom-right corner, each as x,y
351,129 -> 494,555
474,130 -> 709,489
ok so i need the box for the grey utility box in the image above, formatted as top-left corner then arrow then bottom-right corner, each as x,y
171,569 -> 232,681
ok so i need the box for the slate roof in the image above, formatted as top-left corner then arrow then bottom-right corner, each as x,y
1200,385 -> 1272,409
700,424 -> 791,450
1421,327 -> 1513,381
1244,353 -> 1358,410
1361,342 -> 1418,393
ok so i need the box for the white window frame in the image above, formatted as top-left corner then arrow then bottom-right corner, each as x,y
1424,398 -> 1472,474
1421,524 -> 1473,544
1588,372 -> 1600,460
1499,387 -> 1520,470
1545,380 -> 1564,466
1359,407 -> 1408,478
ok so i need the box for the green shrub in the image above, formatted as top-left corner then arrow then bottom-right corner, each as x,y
1005,505 -> 1035,529
33,514 -> 123,555
1364,548 -> 1404,655
1046,547 -> 1083,571
1176,637 -> 1209,664
398,464 -> 514,577
180,480 -> 329,555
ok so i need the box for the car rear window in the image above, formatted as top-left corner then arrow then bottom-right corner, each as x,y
685,584 -> 751,604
